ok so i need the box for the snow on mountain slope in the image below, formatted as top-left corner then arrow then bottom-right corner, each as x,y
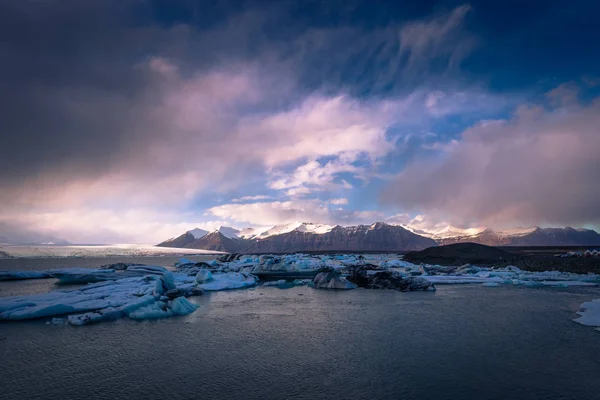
188,228 -> 209,239
258,222 -> 304,238
390,222 -> 487,239
295,223 -> 335,234
238,226 -> 271,239
256,222 -> 335,238
495,227 -> 538,237
217,226 -> 241,239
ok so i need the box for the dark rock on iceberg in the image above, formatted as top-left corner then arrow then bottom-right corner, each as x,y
313,269 -> 356,290
346,265 -> 434,291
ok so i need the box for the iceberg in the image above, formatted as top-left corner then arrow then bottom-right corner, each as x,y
573,299 -> 600,327
262,279 -> 286,287
0,273 -> 201,325
195,269 -> 213,283
0,270 -> 53,281
422,276 -> 503,284
313,270 -> 357,290
197,272 -> 257,291
1,265 -> 170,284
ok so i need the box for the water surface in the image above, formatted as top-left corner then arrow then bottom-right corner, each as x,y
1,258 -> 599,400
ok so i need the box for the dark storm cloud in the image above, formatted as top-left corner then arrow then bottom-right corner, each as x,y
0,0 -> 476,201
0,1 -> 160,185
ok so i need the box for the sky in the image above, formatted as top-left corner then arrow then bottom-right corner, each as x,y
1,0 -> 599,244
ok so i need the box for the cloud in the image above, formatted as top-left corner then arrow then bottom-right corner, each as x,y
208,200 -> 384,226
381,84 -> 600,228
399,4 -> 476,72
232,195 -> 273,202
329,198 -> 349,205
0,2 -> 490,242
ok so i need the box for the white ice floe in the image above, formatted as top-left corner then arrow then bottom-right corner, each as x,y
195,269 -> 213,283
422,276 -> 504,284
196,272 -> 257,291
574,299 -> 600,327
262,280 -> 286,287
0,265 -> 170,284
0,270 -> 53,281
0,273 -> 200,325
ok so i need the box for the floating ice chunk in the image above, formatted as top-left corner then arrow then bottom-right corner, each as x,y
379,259 -> 416,269
487,271 -> 517,279
1,273 -> 202,325
68,307 -> 125,326
481,282 -> 500,287
169,297 -> 198,316
262,280 -> 286,287
313,270 -> 356,290
195,269 -> 213,283
574,299 -> 600,327
511,280 -> 544,287
539,280 -> 598,287
175,258 -> 194,267
152,273 -> 177,296
0,270 -> 53,281
127,301 -> 173,320
51,266 -> 167,285
502,265 -> 523,273
198,272 -> 257,291
292,279 -> 312,286
422,276 -> 503,284
162,272 -> 176,290
126,265 -> 168,275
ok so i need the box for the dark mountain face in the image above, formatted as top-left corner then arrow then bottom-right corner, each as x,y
439,227 -> 600,246
511,227 -> 600,246
404,243 -> 512,266
244,223 -> 437,253
156,232 -> 197,248
156,224 -> 600,254
184,231 -> 249,253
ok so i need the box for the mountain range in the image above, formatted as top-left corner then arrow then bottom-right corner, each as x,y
156,222 -> 600,253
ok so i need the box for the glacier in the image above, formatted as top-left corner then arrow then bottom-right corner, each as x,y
0,244 -> 223,258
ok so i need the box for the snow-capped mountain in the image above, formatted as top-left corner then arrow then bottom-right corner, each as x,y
438,226 -> 600,246
156,228 -> 208,248
184,231 -> 248,253
158,222 -> 435,253
217,226 -> 241,239
188,228 -> 209,239
255,222 -> 335,239
399,224 -> 488,240
158,222 -> 600,253
245,222 -> 436,253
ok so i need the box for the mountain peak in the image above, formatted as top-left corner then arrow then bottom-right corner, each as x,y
217,226 -> 241,239
187,228 -> 209,239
